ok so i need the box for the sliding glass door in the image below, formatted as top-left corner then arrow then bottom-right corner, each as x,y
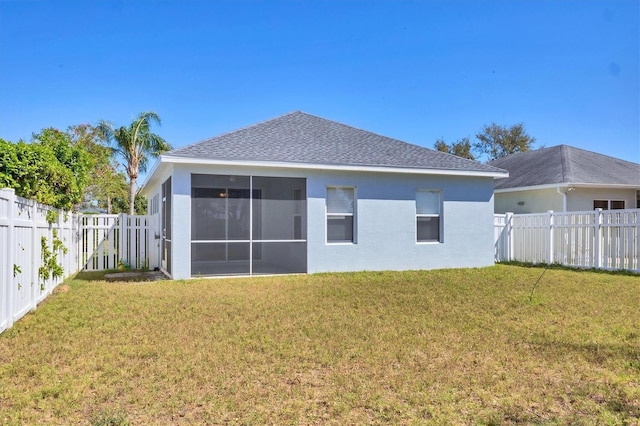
191,174 -> 306,276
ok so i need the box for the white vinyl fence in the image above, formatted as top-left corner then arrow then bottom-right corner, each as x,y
1,188 -> 158,334
495,209 -> 639,272
80,214 -> 158,271
0,188 -> 79,333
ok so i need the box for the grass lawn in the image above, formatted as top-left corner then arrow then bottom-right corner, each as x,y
0,265 -> 638,425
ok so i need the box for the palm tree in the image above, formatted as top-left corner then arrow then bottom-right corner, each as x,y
97,112 -> 171,215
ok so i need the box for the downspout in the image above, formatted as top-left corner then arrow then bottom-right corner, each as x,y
556,186 -> 567,212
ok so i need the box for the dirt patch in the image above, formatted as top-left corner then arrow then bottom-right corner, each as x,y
54,284 -> 70,293
104,271 -> 168,283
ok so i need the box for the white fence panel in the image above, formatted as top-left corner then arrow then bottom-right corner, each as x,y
511,213 -> 550,264
494,213 -> 511,261
552,210 -> 597,268
119,214 -> 159,270
495,208 -> 639,272
601,209 -> 639,271
0,188 -> 78,333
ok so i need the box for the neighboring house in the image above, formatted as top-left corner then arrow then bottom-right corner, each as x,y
140,111 -> 507,279
489,145 -> 640,214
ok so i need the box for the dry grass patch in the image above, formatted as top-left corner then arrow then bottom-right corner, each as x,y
0,265 -> 638,424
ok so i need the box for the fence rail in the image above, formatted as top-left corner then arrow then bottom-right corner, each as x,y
495,209 -> 639,272
1,188 -> 158,334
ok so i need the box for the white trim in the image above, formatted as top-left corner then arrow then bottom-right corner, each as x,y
416,189 -> 442,243
161,155 -> 508,178
593,199 -> 626,210
192,239 -> 307,243
326,186 -> 357,244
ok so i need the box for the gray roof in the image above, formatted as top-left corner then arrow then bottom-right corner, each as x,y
167,111 -> 505,174
489,145 -> 640,189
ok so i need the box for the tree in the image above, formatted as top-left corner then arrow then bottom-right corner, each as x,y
0,129 -> 91,210
68,124 -> 126,213
434,137 -> 475,160
110,192 -> 148,215
474,123 -> 535,161
97,112 -> 171,215
34,128 -> 93,209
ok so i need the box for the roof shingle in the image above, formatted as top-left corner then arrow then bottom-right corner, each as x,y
488,145 -> 640,189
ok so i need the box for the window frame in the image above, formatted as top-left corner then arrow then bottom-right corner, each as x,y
326,186 -> 356,244
416,189 -> 442,243
593,199 -> 625,210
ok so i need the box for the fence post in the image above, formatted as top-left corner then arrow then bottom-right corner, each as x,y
77,214 -> 83,272
30,200 -> 38,311
2,188 -> 16,330
547,210 -> 554,264
594,208 -> 602,269
119,214 -> 126,267
505,212 -> 514,261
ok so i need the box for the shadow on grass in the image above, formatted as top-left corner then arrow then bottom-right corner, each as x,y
74,270 -> 168,282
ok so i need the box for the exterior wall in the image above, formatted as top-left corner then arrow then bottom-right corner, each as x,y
149,163 -> 497,278
494,188 -> 562,214
141,164 -> 174,276
307,170 -> 496,273
566,188 -> 637,211
495,187 -> 638,214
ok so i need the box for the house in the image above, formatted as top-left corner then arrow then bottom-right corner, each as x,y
489,145 -> 640,214
140,111 -> 508,279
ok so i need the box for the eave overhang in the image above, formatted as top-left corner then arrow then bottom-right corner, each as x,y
495,182 -> 640,193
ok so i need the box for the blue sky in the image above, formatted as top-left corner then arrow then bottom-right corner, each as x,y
1,0 -> 638,168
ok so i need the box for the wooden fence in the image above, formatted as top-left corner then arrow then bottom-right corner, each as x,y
495,209 -> 639,272
0,188 -> 158,334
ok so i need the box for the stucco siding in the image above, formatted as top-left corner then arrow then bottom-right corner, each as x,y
566,188 -> 637,211
495,187 -> 638,214
494,188 -> 563,214
306,170 -> 495,273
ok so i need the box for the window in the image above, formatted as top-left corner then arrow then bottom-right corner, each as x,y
593,200 -> 625,210
326,187 -> 355,243
416,190 -> 441,242
611,200 -> 625,210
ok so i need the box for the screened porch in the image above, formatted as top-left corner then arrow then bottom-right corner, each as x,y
191,174 -> 307,276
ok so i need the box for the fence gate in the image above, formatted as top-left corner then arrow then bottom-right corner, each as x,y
79,214 -> 159,271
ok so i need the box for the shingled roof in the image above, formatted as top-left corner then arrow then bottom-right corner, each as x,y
166,111 -> 505,175
489,145 -> 640,190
